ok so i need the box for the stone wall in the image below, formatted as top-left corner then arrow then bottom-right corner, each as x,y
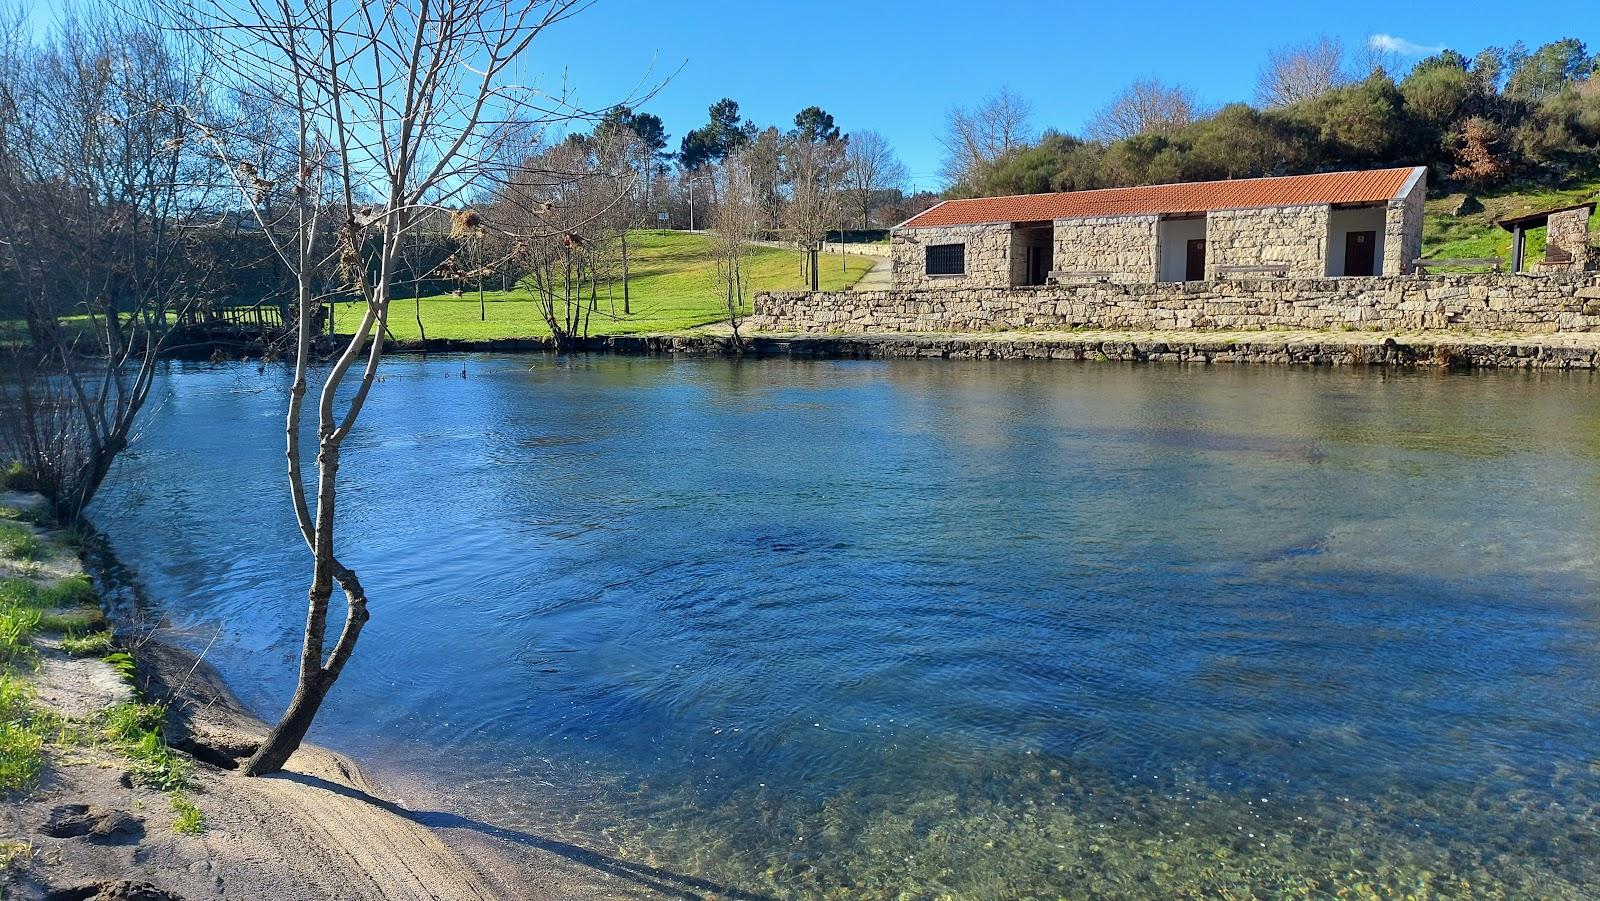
750,273 -> 1600,334
1053,215 -> 1159,283
1382,171 -> 1426,275
609,332 -> 1600,370
1205,206 -> 1329,278
891,223 -> 1012,290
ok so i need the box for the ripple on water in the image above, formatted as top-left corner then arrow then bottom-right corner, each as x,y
94,356 -> 1600,898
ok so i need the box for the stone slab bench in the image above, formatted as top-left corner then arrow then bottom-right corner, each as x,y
1049,270 -> 1113,283
1214,264 -> 1290,279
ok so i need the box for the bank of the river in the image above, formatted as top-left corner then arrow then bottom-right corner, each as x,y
363,326 -> 1600,369
170,320 -> 1600,368
0,492 -> 615,901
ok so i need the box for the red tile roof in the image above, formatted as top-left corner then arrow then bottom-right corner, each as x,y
900,167 -> 1425,229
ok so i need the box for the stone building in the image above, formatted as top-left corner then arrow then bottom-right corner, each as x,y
891,166 -> 1427,289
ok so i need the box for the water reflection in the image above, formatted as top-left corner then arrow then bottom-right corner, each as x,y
97,356 -> 1600,897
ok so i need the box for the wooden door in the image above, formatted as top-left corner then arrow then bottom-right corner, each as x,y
1344,230 -> 1377,276
1185,239 -> 1206,281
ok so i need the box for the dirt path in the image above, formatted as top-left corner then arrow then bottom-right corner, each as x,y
850,256 -> 892,292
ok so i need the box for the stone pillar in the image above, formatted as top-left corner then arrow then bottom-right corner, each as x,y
1537,207 -> 1594,272
1382,171 -> 1426,276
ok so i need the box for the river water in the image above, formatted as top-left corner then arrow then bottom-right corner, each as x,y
96,355 -> 1600,898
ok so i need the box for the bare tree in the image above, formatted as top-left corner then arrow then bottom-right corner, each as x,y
844,130 -> 906,230
710,148 -> 761,350
0,9 -> 219,523
1256,36 -> 1346,108
1352,35 -> 1403,79
938,87 -> 1034,187
496,137 -> 633,350
1086,79 -> 1201,143
173,0 -> 601,775
782,134 -> 847,291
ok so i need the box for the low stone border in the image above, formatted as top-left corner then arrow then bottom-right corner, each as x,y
596,330 -> 1600,369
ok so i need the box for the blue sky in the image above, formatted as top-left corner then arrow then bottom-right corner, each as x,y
530,0 -> 1563,187
23,0 -> 1573,187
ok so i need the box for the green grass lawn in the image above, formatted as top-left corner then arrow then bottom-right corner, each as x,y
341,230 -> 876,342
1423,175 -> 1600,264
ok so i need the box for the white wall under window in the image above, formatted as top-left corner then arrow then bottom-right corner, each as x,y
1158,216 -> 1207,282
1326,206 -> 1387,276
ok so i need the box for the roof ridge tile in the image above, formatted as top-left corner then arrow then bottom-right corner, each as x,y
902,167 -> 1422,229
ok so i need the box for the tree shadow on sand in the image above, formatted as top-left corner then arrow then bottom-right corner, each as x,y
273,772 -> 775,901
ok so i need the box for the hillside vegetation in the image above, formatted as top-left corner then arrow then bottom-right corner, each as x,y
337,230 -> 876,342
952,38 -> 1600,223
1423,176 -> 1600,261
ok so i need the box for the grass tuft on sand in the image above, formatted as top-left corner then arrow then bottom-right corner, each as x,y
170,792 -> 203,835
61,631 -> 114,658
102,702 -> 189,792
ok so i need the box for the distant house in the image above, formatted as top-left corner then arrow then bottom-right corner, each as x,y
891,166 -> 1427,289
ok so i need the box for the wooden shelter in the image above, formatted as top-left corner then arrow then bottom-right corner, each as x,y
1497,202 -> 1597,272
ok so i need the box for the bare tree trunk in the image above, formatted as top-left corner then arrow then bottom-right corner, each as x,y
177,0 -> 598,775
414,279 -> 427,345
621,231 -> 630,315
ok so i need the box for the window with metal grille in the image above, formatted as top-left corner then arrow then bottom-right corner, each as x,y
925,243 -> 965,276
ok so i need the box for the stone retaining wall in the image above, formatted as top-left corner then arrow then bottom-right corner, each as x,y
751,273 -> 1600,334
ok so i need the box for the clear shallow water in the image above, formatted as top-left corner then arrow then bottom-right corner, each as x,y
97,356 -> 1600,898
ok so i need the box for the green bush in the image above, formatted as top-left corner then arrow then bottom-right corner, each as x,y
58,521 -> 94,551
